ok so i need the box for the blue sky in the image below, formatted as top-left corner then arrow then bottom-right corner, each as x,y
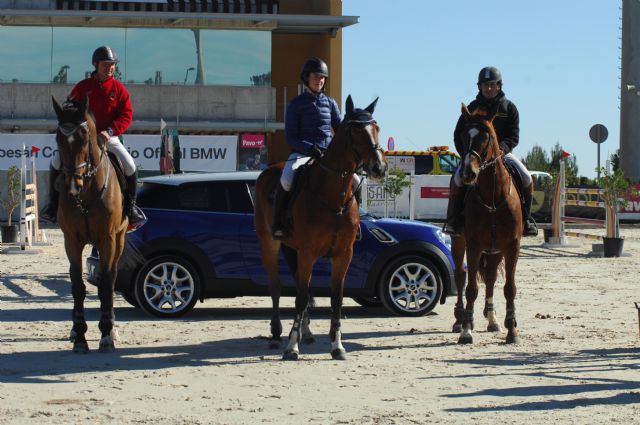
342,0 -> 622,178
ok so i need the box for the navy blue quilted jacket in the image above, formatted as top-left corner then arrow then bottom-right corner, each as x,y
285,90 -> 342,155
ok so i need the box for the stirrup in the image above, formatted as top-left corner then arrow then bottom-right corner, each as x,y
40,205 -> 57,223
126,206 -> 147,232
442,220 -> 462,236
524,221 -> 538,237
272,228 -> 286,240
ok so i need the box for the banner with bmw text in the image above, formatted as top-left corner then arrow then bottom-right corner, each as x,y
0,134 -> 238,172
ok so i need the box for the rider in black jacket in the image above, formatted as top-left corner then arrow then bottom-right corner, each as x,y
444,66 -> 538,237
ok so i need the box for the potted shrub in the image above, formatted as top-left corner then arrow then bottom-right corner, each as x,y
1,165 -> 21,243
595,166 -> 637,257
383,168 -> 411,218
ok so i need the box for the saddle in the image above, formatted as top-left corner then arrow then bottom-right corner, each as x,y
106,151 -> 128,195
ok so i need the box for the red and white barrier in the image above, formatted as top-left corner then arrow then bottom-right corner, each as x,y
546,161 -> 618,247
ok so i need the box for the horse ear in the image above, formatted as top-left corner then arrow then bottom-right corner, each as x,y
346,95 -> 354,115
461,103 -> 472,120
80,95 -> 89,116
52,96 -> 63,119
365,97 -> 379,114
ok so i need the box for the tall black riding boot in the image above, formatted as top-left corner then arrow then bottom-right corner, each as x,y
124,173 -> 146,228
522,185 -> 539,237
40,165 -> 60,223
272,184 -> 290,240
443,182 -> 465,236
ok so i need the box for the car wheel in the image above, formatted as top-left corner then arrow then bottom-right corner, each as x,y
120,291 -> 140,308
378,255 -> 443,317
134,255 -> 200,318
351,296 -> 383,308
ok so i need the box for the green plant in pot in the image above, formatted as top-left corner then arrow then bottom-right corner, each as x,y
383,167 -> 411,218
1,165 -> 21,243
595,166 -> 638,256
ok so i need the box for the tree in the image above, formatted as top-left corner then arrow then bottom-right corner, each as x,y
521,144 -> 549,172
383,168 -> 411,218
250,72 -> 271,86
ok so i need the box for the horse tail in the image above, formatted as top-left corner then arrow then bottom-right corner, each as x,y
477,253 -> 504,284
119,235 -> 146,269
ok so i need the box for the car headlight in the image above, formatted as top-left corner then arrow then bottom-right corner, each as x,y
435,229 -> 451,250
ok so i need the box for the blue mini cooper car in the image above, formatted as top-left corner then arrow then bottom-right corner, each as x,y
87,171 -> 455,318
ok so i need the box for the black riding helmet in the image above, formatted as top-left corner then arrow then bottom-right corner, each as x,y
477,66 -> 502,87
92,46 -> 118,65
300,57 -> 329,85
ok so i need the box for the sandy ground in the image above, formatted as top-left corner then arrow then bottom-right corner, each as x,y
1,226 -> 640,424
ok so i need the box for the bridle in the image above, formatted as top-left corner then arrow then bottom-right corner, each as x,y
57,119 -> 107,184
56,117 -> 111,214
466,123 -> 504,172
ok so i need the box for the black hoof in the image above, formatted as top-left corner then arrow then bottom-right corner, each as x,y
331,349 -> 346,360
268,339 -> 281,350
99,342 -> 115,353
457,334 -> 473,344
506,334 -> 521,344
487,323 -> 502,332
282,351 -> 299,361
72,342 -> 89,354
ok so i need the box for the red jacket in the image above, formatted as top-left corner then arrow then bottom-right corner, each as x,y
69,72 -> 133,136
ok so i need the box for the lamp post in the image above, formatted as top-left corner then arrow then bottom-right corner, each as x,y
183,67 -> 195,85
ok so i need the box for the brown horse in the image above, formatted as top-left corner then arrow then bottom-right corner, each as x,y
52,96 -> 128,353
451,103 -> 523,344
254,96 -> 387,360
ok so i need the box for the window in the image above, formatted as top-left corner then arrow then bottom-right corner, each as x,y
439,154 -> 460,174
414,156 -> 434,175
0,26 -> 271,86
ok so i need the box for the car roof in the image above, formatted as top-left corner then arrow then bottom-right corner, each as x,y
141,171 -> 261,186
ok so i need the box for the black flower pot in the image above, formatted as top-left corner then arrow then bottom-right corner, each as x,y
1,224 -> 18,243
602,237 -> 624,258
543,228 -> 553,243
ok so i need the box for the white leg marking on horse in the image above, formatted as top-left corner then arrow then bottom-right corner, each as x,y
99,335 -> 113,346
331,330 -> 345,353
486,310 -> 502,332
285,329 -> 300,354
460,327 -> 473,340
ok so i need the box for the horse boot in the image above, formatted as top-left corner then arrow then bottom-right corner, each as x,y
124,173 -> 146,228
40,165 -> 60,223
522,184 -> 539,237
443,183 -> 465,236
271,184 -> 289,240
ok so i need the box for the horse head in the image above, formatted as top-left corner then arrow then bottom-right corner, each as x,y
336,95 -> 388,179
460,102 -> 501,185
52,96 -> 98,196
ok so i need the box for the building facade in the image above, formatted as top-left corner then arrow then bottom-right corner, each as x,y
0,0 -> 357,220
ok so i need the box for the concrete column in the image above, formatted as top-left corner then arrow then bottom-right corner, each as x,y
620,0 -> 640,182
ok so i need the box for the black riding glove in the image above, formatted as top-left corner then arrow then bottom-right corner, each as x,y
308,145 -> 323,160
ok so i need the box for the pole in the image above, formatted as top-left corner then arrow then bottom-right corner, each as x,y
597,143 -> 601,180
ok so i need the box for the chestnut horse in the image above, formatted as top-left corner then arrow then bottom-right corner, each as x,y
451,103 -> 523,344
52,96 -> 128,353
254,96 -> 387,360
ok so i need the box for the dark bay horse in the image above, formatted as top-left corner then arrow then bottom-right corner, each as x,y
254,96 -> 387,360
52,96 -> 128,353
451,103 -> 523,344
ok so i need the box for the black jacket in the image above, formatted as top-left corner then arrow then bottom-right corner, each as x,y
453,91 -> 519,156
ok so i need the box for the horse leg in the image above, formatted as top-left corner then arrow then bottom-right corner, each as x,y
482,254 -> 503,333
283,257 -> 313,361
261,241 -> 283,349
458,252 -> 479,344
328,254 -> 352,360
451,235 -> 466,333
301,308 -> 315,344
66,242 -> 88,353
97,236 -> 122,353
503,249 -> 520,344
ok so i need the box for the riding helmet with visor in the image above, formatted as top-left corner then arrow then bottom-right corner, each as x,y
477,66 -> 502,87
92,46 -> 118,65
300,57 -> 329,85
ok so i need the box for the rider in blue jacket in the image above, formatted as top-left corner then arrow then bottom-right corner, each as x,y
272,57 -> 342,240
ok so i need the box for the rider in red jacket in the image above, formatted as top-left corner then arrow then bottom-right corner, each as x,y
42,46 -> 145,227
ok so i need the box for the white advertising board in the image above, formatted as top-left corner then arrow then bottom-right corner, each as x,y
0,134 -> 238,172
